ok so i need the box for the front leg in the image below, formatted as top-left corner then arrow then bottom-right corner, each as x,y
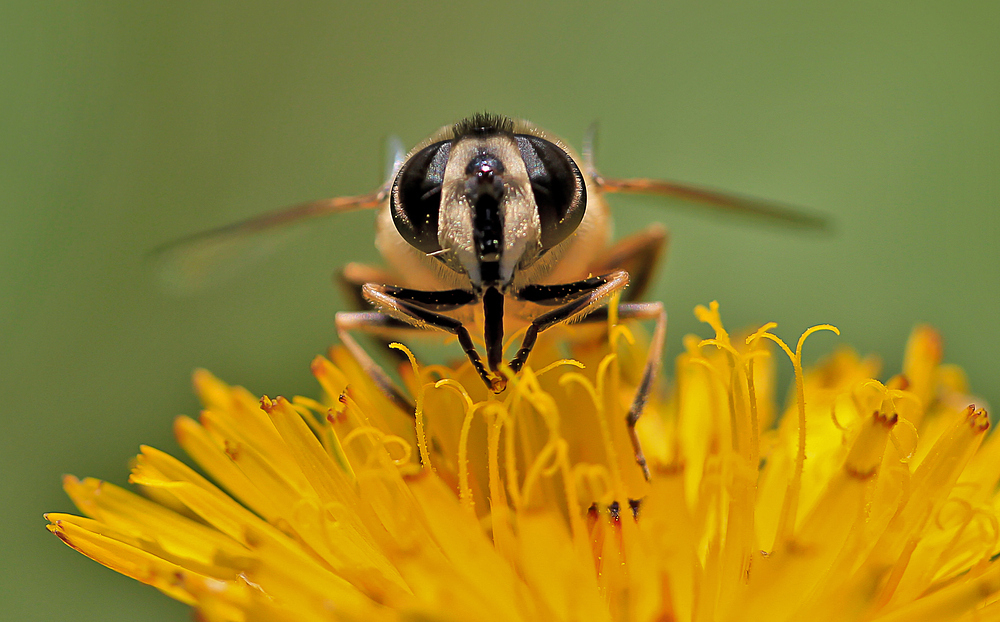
335,310 -> 424,414
518,274 -> 664,481
360,284 -> 503,391
509,270 -> 630,375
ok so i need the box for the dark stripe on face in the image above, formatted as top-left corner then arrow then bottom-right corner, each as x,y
473,193 -> 502,261
466,152 -> 505,283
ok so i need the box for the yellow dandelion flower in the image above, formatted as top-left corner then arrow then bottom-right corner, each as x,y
47,302 -> 1000,621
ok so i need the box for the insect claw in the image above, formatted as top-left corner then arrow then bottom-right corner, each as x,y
490,375 -> 507,394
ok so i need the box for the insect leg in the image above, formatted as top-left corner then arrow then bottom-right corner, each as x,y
337,263 -> 407,360
576,301 -> 667,481
588,224 -> 669,302
335,311 -> 424,414
336,262 -> 398,311
517,272 -> 628,306
509,270 -> 630,375
360,284 -> 501,391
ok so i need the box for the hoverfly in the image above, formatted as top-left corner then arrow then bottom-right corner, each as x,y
160,112 -> 824,477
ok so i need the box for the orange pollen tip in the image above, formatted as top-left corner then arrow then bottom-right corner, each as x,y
874,410 -> 899,428
845,465 -> 878,480
653,461 -> 685,477
327,407 -> 347,424
967,407 -> 990,431
401,468 -> 430,483
259,395 -> 275,412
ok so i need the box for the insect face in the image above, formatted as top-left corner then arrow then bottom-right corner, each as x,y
389,114 -> 586,294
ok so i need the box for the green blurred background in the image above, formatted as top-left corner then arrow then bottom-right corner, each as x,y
2,2 -> 998,619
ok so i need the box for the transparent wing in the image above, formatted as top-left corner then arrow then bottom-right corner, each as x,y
583,122 -> 827,230
598,176 -> 829,230
385,135 -> 406,180
152,190 -> 385,295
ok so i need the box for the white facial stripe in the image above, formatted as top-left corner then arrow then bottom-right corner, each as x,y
437,144 -> 477,282
495,143 -> 541,284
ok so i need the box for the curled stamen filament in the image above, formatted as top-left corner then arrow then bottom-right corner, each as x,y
889,416 -> 919,463
341,426 -> 414,467
521,439 -> 566,508
434,378 -> 477,513
749,323 -> 839,548
535,359 -> 585,377
933,499 -> 1000,571
390,342 -> 431,471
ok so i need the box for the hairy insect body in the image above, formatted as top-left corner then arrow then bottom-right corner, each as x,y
368,115 -> 632,392
162,112 -> 824,479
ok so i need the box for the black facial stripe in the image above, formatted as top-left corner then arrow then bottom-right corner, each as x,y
391,140 -> 452,254
473,193 -> 503,261
514,135 -> 586,250
465,151 -> 505,278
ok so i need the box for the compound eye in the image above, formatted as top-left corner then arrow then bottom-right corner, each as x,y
391,140 -> 452,253
515,135 -> 586,249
